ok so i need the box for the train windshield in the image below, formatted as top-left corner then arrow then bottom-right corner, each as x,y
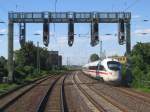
107,61 -> 121,71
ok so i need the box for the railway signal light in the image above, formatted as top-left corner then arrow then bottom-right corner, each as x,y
90,18 -> 99,47
68,19 -> 74,46
19,23 -> 26,47
43,19 -> 49,47
118,19 -> 125,45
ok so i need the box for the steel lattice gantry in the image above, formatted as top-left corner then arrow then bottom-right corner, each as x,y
9,12 -> 131,23
8,12 -> 131,81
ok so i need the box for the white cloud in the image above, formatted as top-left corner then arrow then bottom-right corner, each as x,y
56,36 -> 88,46
132,15 -> 141,19
55,34 -> 116,47
134,28 -> 150,36
34,30 -> 42,35
101,35 -> 117,41
57,36 -> 67,45
34,30 -> 54,36
134,29 -> 150,33
0,29 -> 7,33
14,39 -> 19,43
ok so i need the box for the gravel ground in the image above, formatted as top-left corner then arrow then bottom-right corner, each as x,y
2,71 -> 150,112
78,71 -> 150,112
64,73 -> 78,112
44,75 -> 65,112
0,76 -> 52,108
65,72 -> 92,112
75,72 -> 123,112
4,76 -> 58,112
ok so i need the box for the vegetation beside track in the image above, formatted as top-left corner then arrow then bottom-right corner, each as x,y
130,42 -> 150,92
121,42 -> 150,92
135,87 -> 150,93
0,41 -> 68,95
0,83 -> 18,95
0,70 -> 67,95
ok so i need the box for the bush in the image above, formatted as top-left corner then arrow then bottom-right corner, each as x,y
14,66 -> 26,83
131,66 -> 145,88
23,66 -> 34,75
130,42 -> 150,89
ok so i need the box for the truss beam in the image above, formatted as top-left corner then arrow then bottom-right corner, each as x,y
9,12 -> 131,23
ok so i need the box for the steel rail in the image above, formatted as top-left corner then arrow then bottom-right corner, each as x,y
0,75 -> 55,111
36,75 -> 62,112
73,73 -> 106,112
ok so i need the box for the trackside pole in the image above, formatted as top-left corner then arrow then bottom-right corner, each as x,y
125,22 -> 132,85
126,22 -> 131,55
8,20 -> 14,82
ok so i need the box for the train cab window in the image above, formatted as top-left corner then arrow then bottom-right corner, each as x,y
107,61 -> 121,71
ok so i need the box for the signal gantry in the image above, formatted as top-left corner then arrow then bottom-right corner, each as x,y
7,12 -> 131,81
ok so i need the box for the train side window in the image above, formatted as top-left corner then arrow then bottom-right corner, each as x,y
89,66 -> 97,70
98,65 -> 106,71
89,65 -> 106,71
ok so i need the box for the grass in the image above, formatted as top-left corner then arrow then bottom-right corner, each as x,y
24,70 -> 64,81
135,87 -> 150,93
0,70 -> 67,95
0,83 -> 18,95
131,81 -> 150,93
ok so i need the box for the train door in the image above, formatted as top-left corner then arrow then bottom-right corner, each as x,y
96,61 -> 101,80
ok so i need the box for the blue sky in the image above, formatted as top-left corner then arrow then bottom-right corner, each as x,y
0,0 -> 150,65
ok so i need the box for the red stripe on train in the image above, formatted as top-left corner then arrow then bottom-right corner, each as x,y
87,70 -> 111,75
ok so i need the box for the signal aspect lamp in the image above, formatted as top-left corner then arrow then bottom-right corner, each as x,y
43,19 -> 49,47
90,18 -> 99,47
19,23 -> 26,47
68,19 -> 74,46
118,19 -> 125,45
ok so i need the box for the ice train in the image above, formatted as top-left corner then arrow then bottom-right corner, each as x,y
82,58 -> 122,84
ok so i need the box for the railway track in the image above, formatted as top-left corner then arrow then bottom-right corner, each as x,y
73,72 -> 125,112
77,72 -> 128,111
81,70 -> 150,104
1,71 -> 150,112
115,87 -> 150,102
0,76 -> 51,100
0,75 -> 54,111
60,75 -> 68,112
73,73 -> 103,112
88,86 -> 128,112
0,75 -> 60,112
0,75 -> 49,99
79,71 -> 150,112
37,75 -> 68,112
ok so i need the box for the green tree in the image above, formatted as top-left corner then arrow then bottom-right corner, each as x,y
39,47 -> 49,70
0,56 -> 8,77
14,41 -> 51,69
14,41 -> 37,67
14,41 -> 50,82
90,53 -> 99,62
130,42 -> 150,87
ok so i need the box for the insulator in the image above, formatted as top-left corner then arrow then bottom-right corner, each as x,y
118,19 -> 125,45
90,19 -> 99,47
43,19 -> 49,47
19,23 -> 26,47
68,19 -> 74,46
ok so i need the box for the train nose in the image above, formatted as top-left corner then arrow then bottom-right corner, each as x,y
109,71 -> 122,82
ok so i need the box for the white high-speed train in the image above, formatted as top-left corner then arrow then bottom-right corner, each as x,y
82,58 -> 122,84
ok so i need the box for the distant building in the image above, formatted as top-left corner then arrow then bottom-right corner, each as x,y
47,51 -> 62,68
111,56 -> 127,64
58,55 -> 62,67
